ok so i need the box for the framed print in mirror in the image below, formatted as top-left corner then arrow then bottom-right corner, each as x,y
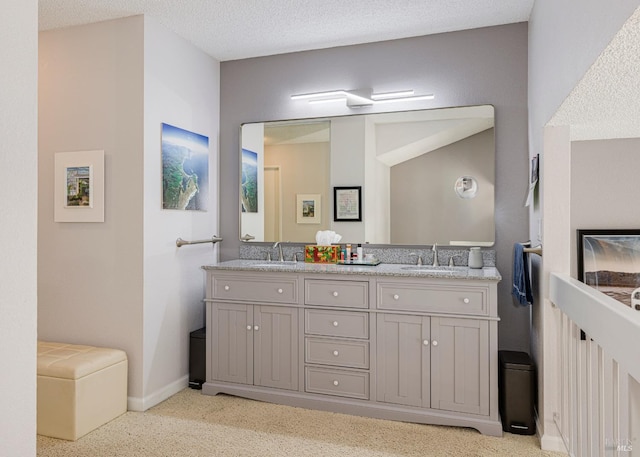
577,229 -> 640,310
296,194 -> 321,224
334,186 -> 362,222
54,150 -> 105,223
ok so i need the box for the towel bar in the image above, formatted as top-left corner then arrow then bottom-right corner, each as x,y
523,245 -> 542,256
176,235 -> 223,248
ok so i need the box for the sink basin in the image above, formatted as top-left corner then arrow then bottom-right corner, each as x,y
251,262 -> 298,267
400,266 -> 463,273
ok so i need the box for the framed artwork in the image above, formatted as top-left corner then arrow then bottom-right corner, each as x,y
296,194 -> 321,224
241,148 -> 258,213
334,186 -> 362,222
161,123 -> 209,211
577,229 -> 640,310
54,150 -> 105,223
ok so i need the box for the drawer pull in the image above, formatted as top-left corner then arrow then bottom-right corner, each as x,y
254,325 -> 260,331
333,380 -> 339,386
423,340 -> 429,346
332,291 -> 339,297
332,321 -> 339,327
247,325 -> 252,330
277,288 -> 283,294
224,285 -> 230,291
432,340 -> 438,347
393,294 -> 399,300
333,350 -> 339,356
463,297 -> 470,304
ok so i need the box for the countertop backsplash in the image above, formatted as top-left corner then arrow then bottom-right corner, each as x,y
239,243 -> 496,268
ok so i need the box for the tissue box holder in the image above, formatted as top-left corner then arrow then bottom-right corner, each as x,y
305,245 -> 339,263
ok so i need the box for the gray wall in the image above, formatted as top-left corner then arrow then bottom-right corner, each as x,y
220,23 -> 530,351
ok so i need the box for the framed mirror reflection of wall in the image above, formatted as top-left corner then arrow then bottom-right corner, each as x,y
239,105 -> 495,246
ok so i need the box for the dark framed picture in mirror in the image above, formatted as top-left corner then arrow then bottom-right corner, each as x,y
334,186 -> 362,222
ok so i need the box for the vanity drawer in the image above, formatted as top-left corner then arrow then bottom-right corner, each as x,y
305,280 -> 368,309
305,337 -> 369,369
377,282 -> 487,315
212,273 -> 298,304
305,309 -> 369,339
305,366 -> 369,400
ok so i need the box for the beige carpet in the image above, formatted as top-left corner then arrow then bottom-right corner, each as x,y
37,388 -> 565,457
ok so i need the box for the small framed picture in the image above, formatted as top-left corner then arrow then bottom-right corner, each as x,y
54,150 -> 105,223
577,229 -> 640,310
296,194 -> 321,224
334,186 -> 362,222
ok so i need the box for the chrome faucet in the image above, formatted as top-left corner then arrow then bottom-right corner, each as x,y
273,241 -> 284,262
432,243 -> 439,267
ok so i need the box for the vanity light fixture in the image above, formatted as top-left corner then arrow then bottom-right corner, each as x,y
290,89 -> 434,108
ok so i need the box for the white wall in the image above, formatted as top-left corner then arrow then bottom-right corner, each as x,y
570,138 -> 640,275
38,15 -> 220,410
142,16 -> 220,408
0,1 -> 37,454
528,0 -> 640,450
38,15 -> 146,399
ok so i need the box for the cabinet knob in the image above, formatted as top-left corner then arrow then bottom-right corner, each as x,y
432,340 -> 438,346
277,288 -> 283,294
254,325 -> 259,331
423,340 -> 429,346
247,325 -> 252,330
332,291 -> 339,297
333,380 -> 339,386
333,350 -> 339,356
224,285 -> 230,291
332,321 -> 339,327
393,294 -> 400,300
463,297 -> 470,304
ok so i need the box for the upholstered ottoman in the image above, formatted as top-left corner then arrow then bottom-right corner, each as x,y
37,341 -> 128,440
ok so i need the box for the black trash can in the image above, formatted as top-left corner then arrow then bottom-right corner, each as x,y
498,350 -> 536,435
189,327 -> 206,389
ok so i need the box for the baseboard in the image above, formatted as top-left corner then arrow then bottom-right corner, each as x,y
127,375 -> 189,412
536,415 -> 569,454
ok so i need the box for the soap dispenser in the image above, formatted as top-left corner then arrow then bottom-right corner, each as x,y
468,247 -> 483,269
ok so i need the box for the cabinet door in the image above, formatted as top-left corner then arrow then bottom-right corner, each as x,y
376,314 -> 430,408
431,317 -> 489,415
254,306 -> 299,391
211,302 -> 253,385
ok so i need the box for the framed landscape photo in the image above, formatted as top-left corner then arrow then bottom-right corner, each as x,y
296,194 -> 321,224
54,150 -> 105,223
577,229 -> 640,310
334,186 -> 362,222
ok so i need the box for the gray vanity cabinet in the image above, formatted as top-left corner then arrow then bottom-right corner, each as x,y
209,273 -> 299,391
211,302 -> 299,390
376,279 -> 492,416
376,313 -> 431,408
378,314 -> 489,414
203,265 -> 502,437
430,317 -> 489,415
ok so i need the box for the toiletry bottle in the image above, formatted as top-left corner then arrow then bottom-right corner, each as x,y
357,244 -> 363,261
346,244 -> 352,261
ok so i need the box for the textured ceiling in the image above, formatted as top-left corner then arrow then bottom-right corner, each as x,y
38,0 -> 534,61
550,7 -> 640,141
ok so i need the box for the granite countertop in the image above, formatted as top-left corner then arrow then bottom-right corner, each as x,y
202,259 -> 501,281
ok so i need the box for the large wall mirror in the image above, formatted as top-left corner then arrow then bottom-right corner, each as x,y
240,105 -> 495,246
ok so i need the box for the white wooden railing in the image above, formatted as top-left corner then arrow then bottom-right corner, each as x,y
550,273 -> 640,457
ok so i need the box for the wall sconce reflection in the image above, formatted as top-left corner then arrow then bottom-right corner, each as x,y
454,176 -> 478,199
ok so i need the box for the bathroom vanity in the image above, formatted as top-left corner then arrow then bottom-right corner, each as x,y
202,260 -> 502,436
